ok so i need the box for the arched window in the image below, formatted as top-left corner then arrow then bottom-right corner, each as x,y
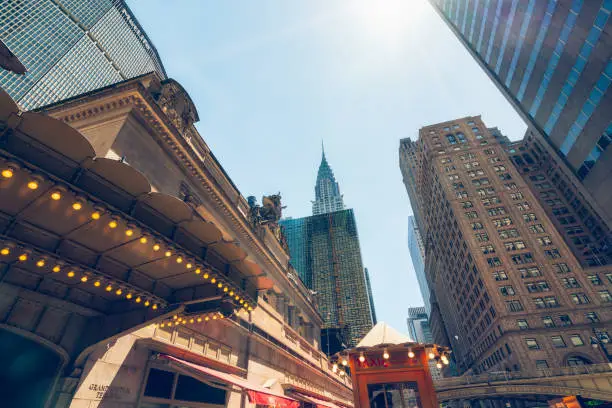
566,355 -> 592,366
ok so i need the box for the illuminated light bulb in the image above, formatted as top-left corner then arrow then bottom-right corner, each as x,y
229,291 -> 234,296
67,271 -> 75,278
126,293 -> 133,299
428,351 -> 436,360
160,323 -> 165,328
359,353 -> 365,363
210,278 -> 216,284
339,370 -> 345,377
80,276 -> 88,283
94,281 -> 101,287
189,318 -> 194,324
53,265 -> 61,273
244,303 -> 249,308
408,349 -> 415,359
195,268 -> 201,275
105,285 -> 112,292
186,263 -> 192,269
248,306 -> 253,311
125,229 -> 134,237
27,181 -> 39,190
217,282 -> 223,288
223,287 -> 228,292
203,272 -> 209,279
152,244 -> 160,251
50,191 -> 61,201
139,236 -> 148,244
152,304 -> 158,310
332,364 -> 338,372
1,168 -> 13,179
115,288 -> 122,296
383,349 -> 390,360
173,315 -> 178,320
108,220 -> 118,229
144,300 -> 150,307
436,362 -> 443,369
176,257 -> 183,264
197,317 -> 202,323
18,253 -> 28,262
0,248 -> 10,256
72,202 -> 83,211
205,316 -> 210,321
164,250 -> 172,257
36,259 -> 45,267
212,315 -> 217,320
235,296 -> 240,301
239,299 -> 244,304
91,211 -> 101,220
167,322 -> 172,327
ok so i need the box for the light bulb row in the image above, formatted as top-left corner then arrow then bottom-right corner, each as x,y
158,312 -> 227,328
0,241 -> 165,309
1,165 -> 256,311
331,347 -> 450,373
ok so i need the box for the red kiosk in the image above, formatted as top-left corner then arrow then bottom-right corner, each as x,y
333,323 -> 449,408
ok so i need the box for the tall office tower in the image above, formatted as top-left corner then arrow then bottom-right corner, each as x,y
312,146 -> 345,215
428,0 -> 612,226
280,209 -> 373,353
401,116 -> 611,374
0,0 -> 166,110
408,216 -> 431,316
508,130 -> 612,268
364,267 -> 378,324
407,306 -> 434,343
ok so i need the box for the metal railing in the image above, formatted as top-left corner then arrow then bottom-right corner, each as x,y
434,363 -> 612,388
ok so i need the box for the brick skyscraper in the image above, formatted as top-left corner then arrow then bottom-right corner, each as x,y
400,117 -> 611,374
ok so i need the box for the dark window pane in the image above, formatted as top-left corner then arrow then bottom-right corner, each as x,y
174,374 -> 226,404
144,368 -> 174,399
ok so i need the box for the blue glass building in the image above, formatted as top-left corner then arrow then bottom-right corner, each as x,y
0,0 -> 166,110
429,0 -> 612,222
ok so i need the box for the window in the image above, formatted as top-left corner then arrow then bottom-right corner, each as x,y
544,249 -> 561,259
456,191 -> 468,199
535,360 -> 549,369
460,152 -> 476,160
516,202 -> 531,211
528,224 -> 546,233
526,281 -> 550,293
510,192 -> 524,200
598,290 -> 612,303
487,207 -> 507,216
493,270 -> 508,281
489,157 -> 502,163
445,165 -> 456,172
569,335 -> 584,347
441,157 -> 452,164
464,161 -> 480,169
144,368 -> 174,399
472,177 -> 490,186
446,134 -> 458,145
525,338 -> 539,349
536,236 -> 553,246
499,173 -> 512,180
587,274 -> 602,285
505,241 -> 526,251
561,277 -> 581,289
481,197 -> 502,206
551,336 -> 566,348
481,245 -> 496,254
542,316 -> 555,328
498,228 -> 520,239
570,293 -> 590,305
499,286 -> 515,296
559,315 -> 572,326
471,222 -> 484,230
484,148 -> 495,155
523,213 -> 538,222
511,253 -> 534,265
493,217 -> 513,227
493,165 -> 507,172
534,296 -> 559,309
504,182 -> 518,190
448,174 -> 460,181
465,211 -> 478,219
553,263 -> 571,274
462,201 -> 474,208
517,319 -> 529,330
606,273 -> 612,284
487,257 -> 502,267
506,300 -> 523,312
519,267 -> 542,278
475,233 -> 489,242
585,312 -> 599,323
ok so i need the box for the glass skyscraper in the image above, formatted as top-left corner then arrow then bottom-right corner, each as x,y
0,0 -> 166,110
429,0 -> 612,223
364,267 -> 377,325
408,216 -> 430,317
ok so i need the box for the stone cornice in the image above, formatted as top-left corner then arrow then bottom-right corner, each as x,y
40,78 -> 322,324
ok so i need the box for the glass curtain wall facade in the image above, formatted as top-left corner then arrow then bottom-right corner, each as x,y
0,0 -> 166,110
429,0 -> 612,225
408,216 -> 431,316
280,209 -> 373,350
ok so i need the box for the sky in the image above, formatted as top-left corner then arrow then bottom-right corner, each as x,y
129,0 -> 526,334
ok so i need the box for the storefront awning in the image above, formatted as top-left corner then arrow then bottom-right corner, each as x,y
290,392 -> 343,408
161,355 -> 299,408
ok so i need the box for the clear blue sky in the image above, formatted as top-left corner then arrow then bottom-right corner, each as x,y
129,0 -> 526,334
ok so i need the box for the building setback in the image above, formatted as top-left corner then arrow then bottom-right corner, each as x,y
428,0 -> 612,235
400,116 -> 611,374
0,0 -> 166,110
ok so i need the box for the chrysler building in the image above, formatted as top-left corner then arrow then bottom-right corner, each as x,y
312,144 -> 345,215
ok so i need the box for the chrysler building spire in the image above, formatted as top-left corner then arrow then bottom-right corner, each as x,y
312,143 -> 345,215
